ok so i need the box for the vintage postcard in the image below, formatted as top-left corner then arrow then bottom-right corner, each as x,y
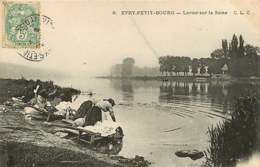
0,0 -> 260,167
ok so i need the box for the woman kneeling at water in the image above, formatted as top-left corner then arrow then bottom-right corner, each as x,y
78,98 -> 116,126
86,98 -> 116,125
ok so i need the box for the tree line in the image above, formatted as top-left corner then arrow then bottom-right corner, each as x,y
159,34 -> 260,77
158,56 -> 209,76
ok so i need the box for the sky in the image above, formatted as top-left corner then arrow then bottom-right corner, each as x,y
0,0 -> 260,76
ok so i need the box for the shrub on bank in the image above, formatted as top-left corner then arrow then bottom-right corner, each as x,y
205,96 -> 260,167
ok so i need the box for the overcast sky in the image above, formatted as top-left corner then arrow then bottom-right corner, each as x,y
0,0 -> 260,76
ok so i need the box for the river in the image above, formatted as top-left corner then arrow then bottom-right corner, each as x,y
1,77 -> 260,167
51,77 -> 259,167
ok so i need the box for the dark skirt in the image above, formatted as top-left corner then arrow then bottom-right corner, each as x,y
84,106 -> 102,126
74,100 -> 93,120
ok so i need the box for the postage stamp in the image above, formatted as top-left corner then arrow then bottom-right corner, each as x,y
2,1 -> 40,48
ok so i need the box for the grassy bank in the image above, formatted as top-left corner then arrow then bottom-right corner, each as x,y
0,78 -> 80,103
0,141 -> 116,167
0,78 -> 151,167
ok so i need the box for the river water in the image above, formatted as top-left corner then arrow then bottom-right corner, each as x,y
1,77 -> 260,167
52,77 -> 259,167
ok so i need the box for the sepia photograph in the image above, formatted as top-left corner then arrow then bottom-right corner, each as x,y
0,0 -> 260,167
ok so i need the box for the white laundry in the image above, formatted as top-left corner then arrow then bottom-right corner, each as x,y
55,102 -> 71,116
80,120 -> 120,137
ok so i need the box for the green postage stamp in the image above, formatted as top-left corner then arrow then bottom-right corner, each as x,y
2,1 -> 40,48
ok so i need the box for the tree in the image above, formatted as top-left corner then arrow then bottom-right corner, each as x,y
208,60 -> 222,75
173,57 -> 181,76
165,56 -> 172,76
231,34 -> 238,51
159,57 -> 166,76
244,44 -> 257,56
228,35 -> 259,77
158,56 -> 192,77
157,34 -> 259,77
244,44 -> 258,76
191,58 -> 199,76
230,34 -> 238,59
238,35 -> 245,57
222,39 -> 228,59
168,56 -> 175,76
209,47 -> 226,75
183,57 -> 191,76
210,49 -> 224,60
200,66 -> 206,74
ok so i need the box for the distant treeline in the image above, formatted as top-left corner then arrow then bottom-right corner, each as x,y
111,34 -> 259,78
159,34 -> 260,77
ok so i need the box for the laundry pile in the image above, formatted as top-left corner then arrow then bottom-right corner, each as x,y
79,120 -> 120,137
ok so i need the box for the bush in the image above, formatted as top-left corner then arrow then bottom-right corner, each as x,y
206,96 -> 260,167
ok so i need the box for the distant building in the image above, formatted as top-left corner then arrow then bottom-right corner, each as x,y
221,64 -> 228,74
205,66 -> 208,74
212,64 -> 231,80
111,64 -> 160,77
111,64 -> 122,77
132,67 -> 160,76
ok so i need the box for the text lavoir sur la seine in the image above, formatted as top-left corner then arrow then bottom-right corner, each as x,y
119,10 -> 250,16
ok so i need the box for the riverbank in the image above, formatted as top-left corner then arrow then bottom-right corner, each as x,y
0,78 -> 80,103
0,111 -> 151,167
97,75 -> 260,82
97,76 -> 210,82
0,78 -> 151,167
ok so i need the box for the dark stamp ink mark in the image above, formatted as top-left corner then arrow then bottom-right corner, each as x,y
16,14 -> 55,31
18,49 -> 50,62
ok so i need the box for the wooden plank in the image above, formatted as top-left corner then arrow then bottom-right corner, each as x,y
61,119 -> 74,125
79,138 -> 91,144
43,122 -> 78,130
44,122 -> 104,145
55,128 -> 79,135
78,127 -> 101,136
44,122 -> 101,136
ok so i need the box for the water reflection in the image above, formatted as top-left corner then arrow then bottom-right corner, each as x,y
159,81 -> 259,113
110,79 -> 260,166
111,79 -> 260,111
159,81 -> 209,97
92,137 -> 123,155
110,79 -> 134,102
